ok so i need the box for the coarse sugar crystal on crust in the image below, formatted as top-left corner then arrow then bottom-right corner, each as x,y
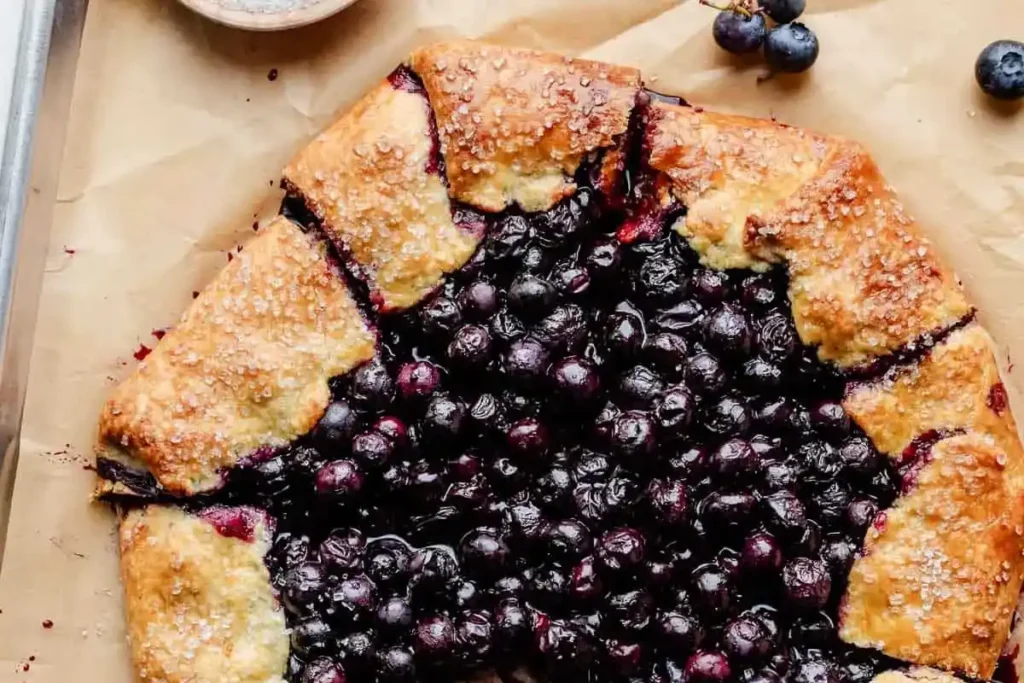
644,103 -> 972,369
283,80 -> 480,312
119,505 -> 288,683
97,217 -> 375,496
409,41 -> 641,213
839,432 -> 1024,678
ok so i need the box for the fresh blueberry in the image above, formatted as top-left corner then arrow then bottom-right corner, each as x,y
976,40 -> 1024,100
762,0 -> 805,22
712,10 -> 767,55
764,22 -> 820,73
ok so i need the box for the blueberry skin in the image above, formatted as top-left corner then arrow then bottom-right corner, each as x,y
764,23 -> 820,74
712,11 -> 767,55
976,40 -> 1024,100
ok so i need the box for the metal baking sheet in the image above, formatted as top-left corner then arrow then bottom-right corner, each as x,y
0,0 -> 87,565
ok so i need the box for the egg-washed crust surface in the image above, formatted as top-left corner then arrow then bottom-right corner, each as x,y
101,41 -> 1024,683
97,216 -> 376,496
119,505 -> 288,683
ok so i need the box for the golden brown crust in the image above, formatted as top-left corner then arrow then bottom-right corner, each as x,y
284,81 -> 478,311
844,323 -> 1024,469
839,432 -> 1024,678
409,41 -> 640,213
646,103 -> 971,368
871,669 -> 963,683
98,217 -> 375,495
119,505 -> 287,683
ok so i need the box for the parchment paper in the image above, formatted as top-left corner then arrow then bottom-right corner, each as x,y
0,0 -> 1022,680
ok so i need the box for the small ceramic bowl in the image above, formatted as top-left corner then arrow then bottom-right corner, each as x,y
178,0 -> 359,30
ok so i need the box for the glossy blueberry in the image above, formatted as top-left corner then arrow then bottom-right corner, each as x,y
458,527 -> 510,576
656,611 -> 704,652
508,275 -> 557,318
701,491 -> 757,529
712,10 -> 767,54
458,280 -> 499,319
534,305 -> 587,352
764,22 -> 819,73
704,304 -> 752,358
396,361 -> 441,403
313,400 -> 358,452
365,539 -> 412,587
291,618 -> 333,656
637,255 -> 686,303
506,417 -> 550,459
762,0 -> 805,23
413,615 -> 456,659
596,528 -> 646,573
350,431 -> 394,471
684,650 -> 732,683
530,565 -> 570,608
586,239 -> 623,279
607,589 -> 655,632
372,416 -> 407,449
454,610 -> 494,664
976,40 -> 1024,100
846,498 -> 879,534
447,324 -> 493,367
821,536 -> 857,577
338,631 -> 377,670
782,557 -> 832,610
376,646 -> 416,682
568,555 -> 604,601
486,215 -> 530,261
329,574 -> 378,625
704,396 -> 752,438
655,300 -> 706,335
645,332 -> 689,373
610,410 -> 656,459
605,312 -> 645,359
647,479 -> 689,527
536,618 -> 597,668
490,308 -> 527,343
619,365 -> 666,407
282,561 -> 329,614
763,490 -> 807,537
421,395 -> 468,440
755,312 -> 798,362
685,353 -> 727,396
504,338 -> 551,385
375,596 -> 414,634
551,262 -> 591,296
315,459 -> 364,505
653,386 -> 694,437
742,358 -> 783,391
493,598 -> 531,647
319,528 -> 365,575
711,438 -> 758,477
740,273 -> 779,309
740,532 -> 783,575
550,356 -> 601,403
839,436 -> 883,477
544,519 -> 593,560
301,658 -> 346,683
691,564 -> 732,616
420,296 -> 462,337
791,658 -> 840,683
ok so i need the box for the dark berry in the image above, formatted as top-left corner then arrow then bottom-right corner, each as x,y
740,532 -> 783,575
846,498 -> 879,534
504,338 -> 551,385
654,386 -> 695,437
521,244 -> 553,273
421,395 -> 468,440
755,312 -> 798,362
811,401 -> 851,439
723,616 -> 772,661
365,538 -> 412,587
376,646 -> 416,682
468,393 -> 504,432
764,22 -> 819,73
647,479 -> 689,527
704,304 -> 752,358
645,332 -> 689,372
655,300 -> 706,335
606,312 -> 645,359
685,353 -> 727,396
705,396 -> 752,438
459,527 -> 510,576
782,557 -> 831,610
486,215 -> 530,261
338,631 -> 377,669
684,650 -> 732,683
315,460 -> 363,505
376,596 -> 414,633
701,491 -> 757,529
976,40 -> 1024,100
410,545 -> 459,591
329,574 -> 378,625
711,438 -> 758,477
607,589 -> 655,632
396,361 -> 441,402
569,556 -> 604,601
319,528 -> 365,575
351,431 -> 394,470
544,519 -> 593,560
372,416 -> 408,449
789,611 -> 835,648
314,400 -> 358,452
619,365 -> 666,407
762,0 -> 805,22
530,565 -> 570,608
454,610 -> 493,664
413,615 -> 456,659
713,10 -> 766,54
351,360 -> 394,409
458,280 -> 498,319
490,308 -> 527,343
740,273 -> 778,309
637,255 -> 686,303
536,618 -> 597,668
291,618 -> 333,656
596,528 -> 647,573
301,658 -> 346,683
839,436 -> 882,477
420,296 -> 462,337
551,262 -> 591,296
494,598 -> 531,647
611,410 -> 657,459
534,304 -> 587,352
656,610 -> 704,652
574,452 -> 612,482
506,417 -> 550,459
282,561 -> 329,614
742,358 -> 783,391
763,491 -> 807,537
509,275 -> 557,318
270,532 -> 311,575
447,324 -> 493,367
551,356 -> 601,403
821,537 -> 856,577
490,456 -> 526,491
791,658 -> 840,683
606,639 -> 644,676
691,564 -> 732,616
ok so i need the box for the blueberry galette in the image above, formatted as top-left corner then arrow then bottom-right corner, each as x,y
95,41 -> 1024,683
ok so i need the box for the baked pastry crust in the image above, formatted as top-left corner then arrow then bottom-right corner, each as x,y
645,103 -> 971,369
871,668 -> 963,683
409,41 -> 640,213
97,217 -> 375,495
101,41 -> 1024,683
839,432 -> 1024,677
283,81 -> 479,312
119,505 -> 288,683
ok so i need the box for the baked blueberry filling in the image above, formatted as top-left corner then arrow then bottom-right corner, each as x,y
176,163 -> 909,683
